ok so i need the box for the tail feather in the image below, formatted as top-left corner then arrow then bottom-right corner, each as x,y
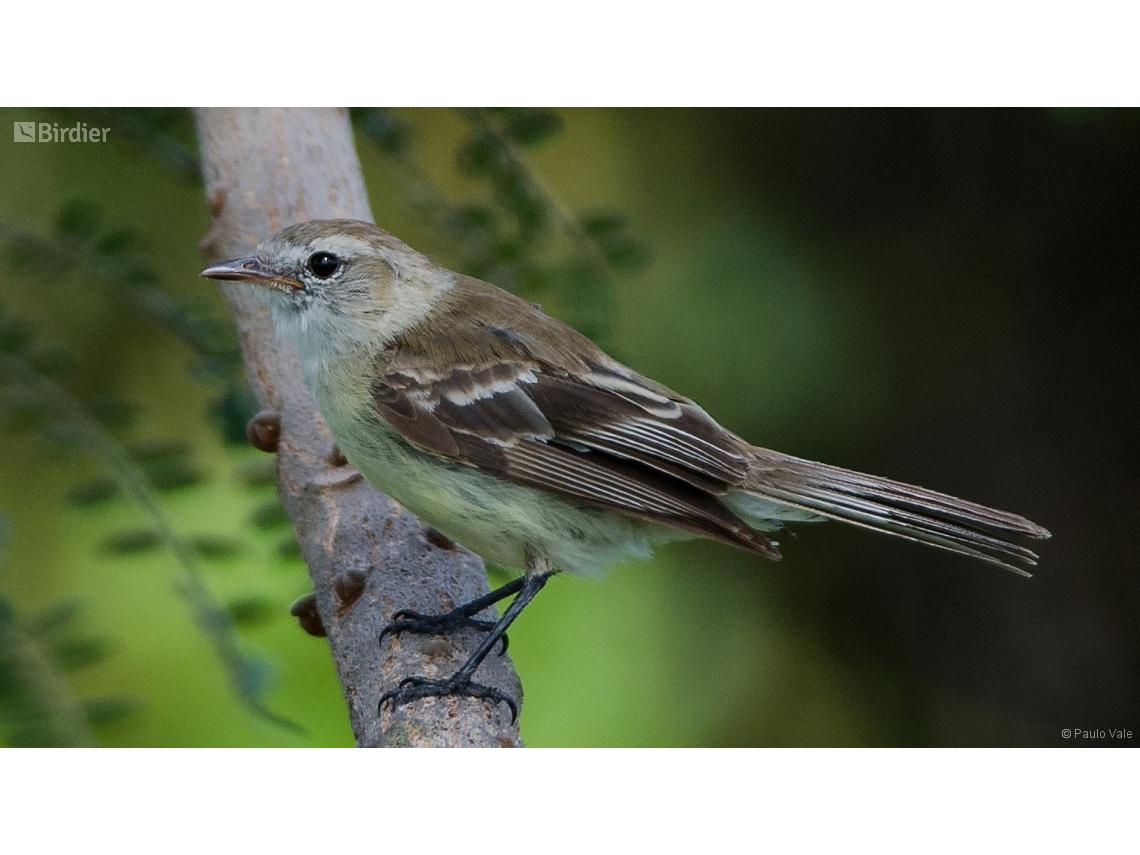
742,450 -> 1051,576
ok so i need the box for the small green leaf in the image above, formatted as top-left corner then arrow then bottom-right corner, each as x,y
0,319 -> 34,353
0,391 -> 50,433
52,636 -> 111,670
54,200 -> 102,240
277,536 -> 302,560
226,596 -> 275,627
84,695 -> 141,725
505,109 -> 563,147
580,211 -> 651,271
87,397 -> 139,431
120,265 -> 161,287
26,598 -> 85,637
351,108 -> 412,155
24,346 -> 76,378
213,389 -> 257,446
514,196 -> 548,240
191,535 -> 243,560
457,132 -> 498,175
4,235 -> 44,271
128,438 -> 190,464
599,237 -> 650,271
250,501 -> 289,530
100,528 -> 160,555
491,237 -> 525,264
6,723 -> 60,748
68,478 -> 120,506
490,167 -> 529,208
144,459 -> 204,491
580,212 -> 627,238
94,229 -> 138,257
236,458 -> 276,488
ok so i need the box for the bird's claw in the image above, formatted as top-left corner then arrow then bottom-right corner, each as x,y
379,675 -> 518,722
379,608 -> 508,653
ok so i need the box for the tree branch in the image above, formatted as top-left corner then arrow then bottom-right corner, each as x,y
194,107 -> 523,747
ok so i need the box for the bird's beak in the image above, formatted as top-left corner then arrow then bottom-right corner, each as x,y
200,257 -> 304,291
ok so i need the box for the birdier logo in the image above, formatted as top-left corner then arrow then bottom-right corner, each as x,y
13,121 -> 109,143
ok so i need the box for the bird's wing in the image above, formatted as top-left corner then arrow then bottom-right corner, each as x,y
372,309 -> 775,556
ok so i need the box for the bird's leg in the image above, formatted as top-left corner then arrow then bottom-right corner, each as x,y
379,551 -> 554,722
378,576 -> 525,653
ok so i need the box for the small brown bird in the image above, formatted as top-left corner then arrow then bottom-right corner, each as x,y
202,219 -> 1050,719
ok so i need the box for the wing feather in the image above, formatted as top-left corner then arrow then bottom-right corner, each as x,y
371,328 -> 775,555
371,276 -> 1046,573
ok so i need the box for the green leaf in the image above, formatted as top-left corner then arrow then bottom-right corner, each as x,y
457,132 -> 499,176
120,265 -> 161,286
351,108 -> 412,155
213,389 -> 257,445
191,535 -> 243,560
226,596 -> 275,627
5,234 -> 47,272
236,458 -> 276,488
0,390 -> 51,433
505,109 -> 563,147
580,212 -> 628,238
87,397 -> 139,431
144,458 -> 204,491
100,528 -> 160,555
250,501 -> 289,530
6,722 -> 60,748
51,636 -> 112,670
94,229 -> 138,257
0,319 -> 34,354
24,346 -> 76,378
599,237 -> 650,271
68,478 -> 120,507
25,598 -> 85,637
127,438 -> 191,464
84,695 -> 141,726
54,200 -> 102,240
277,536 -> 302,560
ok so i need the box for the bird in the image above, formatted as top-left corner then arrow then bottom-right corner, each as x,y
202,219 -> 1050,720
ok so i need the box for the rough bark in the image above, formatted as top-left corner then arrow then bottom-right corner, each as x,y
194,108 -> 523,747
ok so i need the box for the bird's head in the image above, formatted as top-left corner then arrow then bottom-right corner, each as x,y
201,219 -> 453,361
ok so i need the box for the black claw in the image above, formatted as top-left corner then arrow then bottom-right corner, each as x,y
379,675 -> 518,722
379,609 -> 500,647
375,574 -> 549,727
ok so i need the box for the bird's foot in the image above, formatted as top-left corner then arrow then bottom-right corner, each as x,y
379,606 -> 510,653
379,674 -> 518,722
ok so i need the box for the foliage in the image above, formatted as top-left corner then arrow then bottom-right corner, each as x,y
0,303 -> 297,736
0,107 -> 654,745
352,107 -> 649,347
1,107 -> 1133,746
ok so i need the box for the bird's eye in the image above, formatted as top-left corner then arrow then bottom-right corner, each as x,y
307,251 -> 340,279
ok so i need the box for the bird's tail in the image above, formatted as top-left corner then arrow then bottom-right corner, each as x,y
727,449 -> 1050,576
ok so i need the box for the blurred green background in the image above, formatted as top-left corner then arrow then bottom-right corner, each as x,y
0,108 -> 1135,747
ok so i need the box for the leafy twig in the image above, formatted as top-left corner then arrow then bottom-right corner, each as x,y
0,350 -> 299,732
